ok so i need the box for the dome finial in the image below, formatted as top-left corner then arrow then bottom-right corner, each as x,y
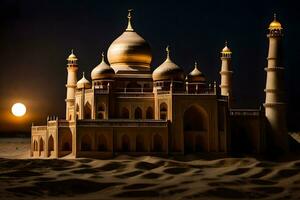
126,9 -> 134,31
166,45 -> 170,60
274,13 -> 277,21
82,72 -> 85,77
225,40 -> 228,47
101,52 -> 105,62
71,49 -> 74,54
194,61 -> 198,69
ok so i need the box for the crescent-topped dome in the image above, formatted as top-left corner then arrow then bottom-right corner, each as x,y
152,46 -> 185,82
187,62 -> 206,82
91,53 -> 115,80
107,9 -> 152,73
77,72 -> 91,89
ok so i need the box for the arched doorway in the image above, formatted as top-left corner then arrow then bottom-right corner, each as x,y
48,135 -> 54,157
183,105 -> 208,153
153,134 -> 163,152
33,140 -> 38,151
39,138 -> 44,152
134,107 -> 142,119
98,134 -> 108,151
136,134 -> 145,152
81,134 -> 92,151
61,132 -> 72,152
84,102 -> 91,119
121,134 -> 130,152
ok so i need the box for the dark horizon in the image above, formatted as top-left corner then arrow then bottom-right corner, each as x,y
0,0 -> 300,133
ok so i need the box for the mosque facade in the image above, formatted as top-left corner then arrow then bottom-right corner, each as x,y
31,11 -> 288,158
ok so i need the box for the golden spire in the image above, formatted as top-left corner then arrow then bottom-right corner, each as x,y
166,45 -> 170,60
221,41 -> 232,54
269,13 -> 282,30
101,52 -> 105,62
126,9 -> 134,31
67,49 -> 78,62
194,61 -> 198,69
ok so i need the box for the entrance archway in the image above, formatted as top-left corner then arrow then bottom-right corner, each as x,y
48,135 -> 54,157
183,105 -> 208,153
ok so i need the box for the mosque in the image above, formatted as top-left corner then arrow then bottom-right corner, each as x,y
31,11 -> 288,158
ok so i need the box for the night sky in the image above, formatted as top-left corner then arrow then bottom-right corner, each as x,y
0,0 -> 300,133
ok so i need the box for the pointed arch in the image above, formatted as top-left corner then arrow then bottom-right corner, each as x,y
39,137 -> 44,152
48,135 -> 54,151
134,107 -> 142,119
183,105 -> 208,153
97,134 -> 108,151
121,107 -> 129,119
33,140 -> 38,151
160,103 -> 168,120
146,107 -> 154,119
81,134 -> 92,151
121,134 -> 130,152
153,134 -> 163,152
61,131 -> 72,151
84,102 -> 91,119
136,134 -> 145,152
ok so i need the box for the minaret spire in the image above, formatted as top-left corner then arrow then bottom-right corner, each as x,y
126,9 -> 134,31
66,49 -> 78,121
264,14 -> 288,152
220,40 -> 233,106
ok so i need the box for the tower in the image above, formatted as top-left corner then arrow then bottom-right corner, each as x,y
65,50 -> 78,120
220,41 -> 233,105
264,14 -> 288,152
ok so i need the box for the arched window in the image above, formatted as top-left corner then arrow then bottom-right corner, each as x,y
98,134 -> 108,151
48,135 -> 54,157
136,134 -> 145,152
81,134 -> 92,151
121,107 -> 129,119
134,107 -> 142,119
121,134 -> 130,152
39,138 -> 44,151
153,134 -> 163,152
61,131 -> 72,151
84,102 -> 91,119
33,140 -> 38,151
160,103 -> 168,120
146,107 -> 154,119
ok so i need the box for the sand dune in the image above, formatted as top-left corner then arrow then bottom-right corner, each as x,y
0,138 -> 300,199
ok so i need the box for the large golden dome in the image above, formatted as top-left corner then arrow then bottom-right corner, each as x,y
107,10 -> 152,72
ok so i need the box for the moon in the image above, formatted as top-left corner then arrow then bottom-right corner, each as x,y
11,103 -> 26,117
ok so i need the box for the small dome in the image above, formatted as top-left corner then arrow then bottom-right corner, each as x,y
221,41 -> 232,53
187,62 -> 205,82
152,46 -> 185,82
107,10 -> 152,72
269,14 -> 282,30
91,53 -> 115,80
67,49 -> 78,61
77,72 -> 91,89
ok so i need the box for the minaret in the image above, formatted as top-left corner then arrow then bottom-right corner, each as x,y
65,50 -> 78,120
264,14 -> 288,152
220,41 -> 233,105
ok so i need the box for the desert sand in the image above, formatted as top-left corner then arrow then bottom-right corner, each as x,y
0,138 -> 300,200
